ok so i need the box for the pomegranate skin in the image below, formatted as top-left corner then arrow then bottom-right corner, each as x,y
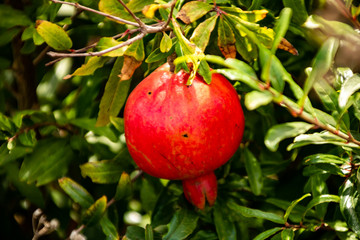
124,64 -> 245,180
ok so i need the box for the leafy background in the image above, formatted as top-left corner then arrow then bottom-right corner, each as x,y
1,0 -> 360,239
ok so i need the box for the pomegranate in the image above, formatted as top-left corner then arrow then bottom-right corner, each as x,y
124,63 -> 245,209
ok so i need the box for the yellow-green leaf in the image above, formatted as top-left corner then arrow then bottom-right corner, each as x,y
96,37 -> 128,57
190,15 -> 218,51
83,196 -> 107,226
66,56 -> 108,79
36,20 -> 72,51
176,1 -> 213,24
160,32 -> 172,53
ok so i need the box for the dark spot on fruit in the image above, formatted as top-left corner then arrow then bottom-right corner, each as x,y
170,116 -> 173,119
182,133 -> 189,138
148,91 -> 152,95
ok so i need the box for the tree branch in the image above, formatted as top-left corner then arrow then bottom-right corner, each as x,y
49,0 -> 140,27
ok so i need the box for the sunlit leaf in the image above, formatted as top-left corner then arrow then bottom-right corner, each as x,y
160,32 -> 172,53
96,37 -> 128,57
83,195 -> 107,226
176,1 -> 213,24
303,194 -> 340,221
340,177 -> 360,236
219,7 -> 268,22
115,172 -> 132,200
71,118 -> 118,142
36,20 -> 72,50
80,160 -> 124,184
190,15 -> 218,51
284,193 -> 311,223
272,8 -> 292,53
58,177 -> 94,208
339,74 -> 360,109
281,229 -> 294,240
265,122 -> 314,152
98,0 -> 133,22
67,56 -> 109,78
245,91 -> 273,110
304,154 -> 348,165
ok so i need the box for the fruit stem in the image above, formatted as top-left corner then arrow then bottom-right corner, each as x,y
182,172 -> 218,209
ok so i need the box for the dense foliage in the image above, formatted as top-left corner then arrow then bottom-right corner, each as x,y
2,0 -> 360,239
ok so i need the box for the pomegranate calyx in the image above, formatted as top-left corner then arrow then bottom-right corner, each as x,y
182,172 -> 217,210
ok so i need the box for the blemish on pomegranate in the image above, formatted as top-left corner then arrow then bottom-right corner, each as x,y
182,133 -> 189,138
147,91 -> 152,95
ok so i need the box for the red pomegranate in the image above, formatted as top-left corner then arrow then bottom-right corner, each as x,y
124,63 -> 245,209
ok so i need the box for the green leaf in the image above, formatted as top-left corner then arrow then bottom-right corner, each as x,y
214,201 -> 236,240
304,154 -> 348,165
198,60 -> 212,84
18,129 -> 37,147
309,174 -> 329,219
96,57 -> 131,126
114,172 -> 132,200
217,17 -> 236,58
140,177 -> 160,212
282,0 -> 308,25
126,226 -> 145,240
80,160 -> 124,184
146,47 -> 174,63
243,148 -> 263,196
271,8 -> 292,53
100,216 -> 120,240
190,15 -> 218,51
70,118 -> 118,142
96,37 -> 128,57
83,195 -> 107,226
5,163 -> 45,208
145,224 -> 154,240
127,0 -> 154,13
0,112 -> 16,133
125,38 -> 145,61
0,28 -> 21,47
339,74 -> 360,109
245,91 -> 273,110
176,1 -> 213,24
0,143 -> 32,167
284,193 -> 311,223
98,0 -> 133,22
160,32 -> 172,53
58,177 -> 94,209
69,57 -> 109,78
0,4 -> 32,28
163,207 -> 199,240
303,194 -> 340,221
265,122 -> 314,152
220,7 -> 268,22
19,139 -> 74,186
281,229 -> 294,240
110,117 -> 124,133
287,131 -> 360,150
227,201 -> 285,224
253,227 -> 282,240
301,38 -> 339,105
36,20 -> 72,51
340,177 -> 360,236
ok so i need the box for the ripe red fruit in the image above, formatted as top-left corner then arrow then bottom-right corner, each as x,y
124,63 -> 245,209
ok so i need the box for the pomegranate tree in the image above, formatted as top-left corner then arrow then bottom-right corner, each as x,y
124,63 -> 245,209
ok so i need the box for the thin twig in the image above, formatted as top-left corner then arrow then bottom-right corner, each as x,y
117,0 -> 145,28
50,0 -> 140,27
47,32 -> 146,58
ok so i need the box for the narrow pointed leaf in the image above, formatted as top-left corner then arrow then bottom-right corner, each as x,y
176,1 -> 213,24
58,177 -> 94,209
100,216 -> 120,240
67,56 -> 109,78
217,17 -> 236,58
301,38 -> 339,105
253,227 -> 282,240
160,32 -> 172,53
163,207 -> 199,240
304,154 -> 348,165
83,195 -> 107,226
272,8 -> 292,53
284,193 -> 311,223
36,20 -> 72,50
303,194 -> 340,220
214,201 -> 236,240
265,122 -> 314,152
115,172 -> 132,200
281,229 -> 294,240
243,148 -> 263,196
190,15 -> 218,51
228,201 -> 285,224
219,7 -> 268,22
96,37 -> 128,57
